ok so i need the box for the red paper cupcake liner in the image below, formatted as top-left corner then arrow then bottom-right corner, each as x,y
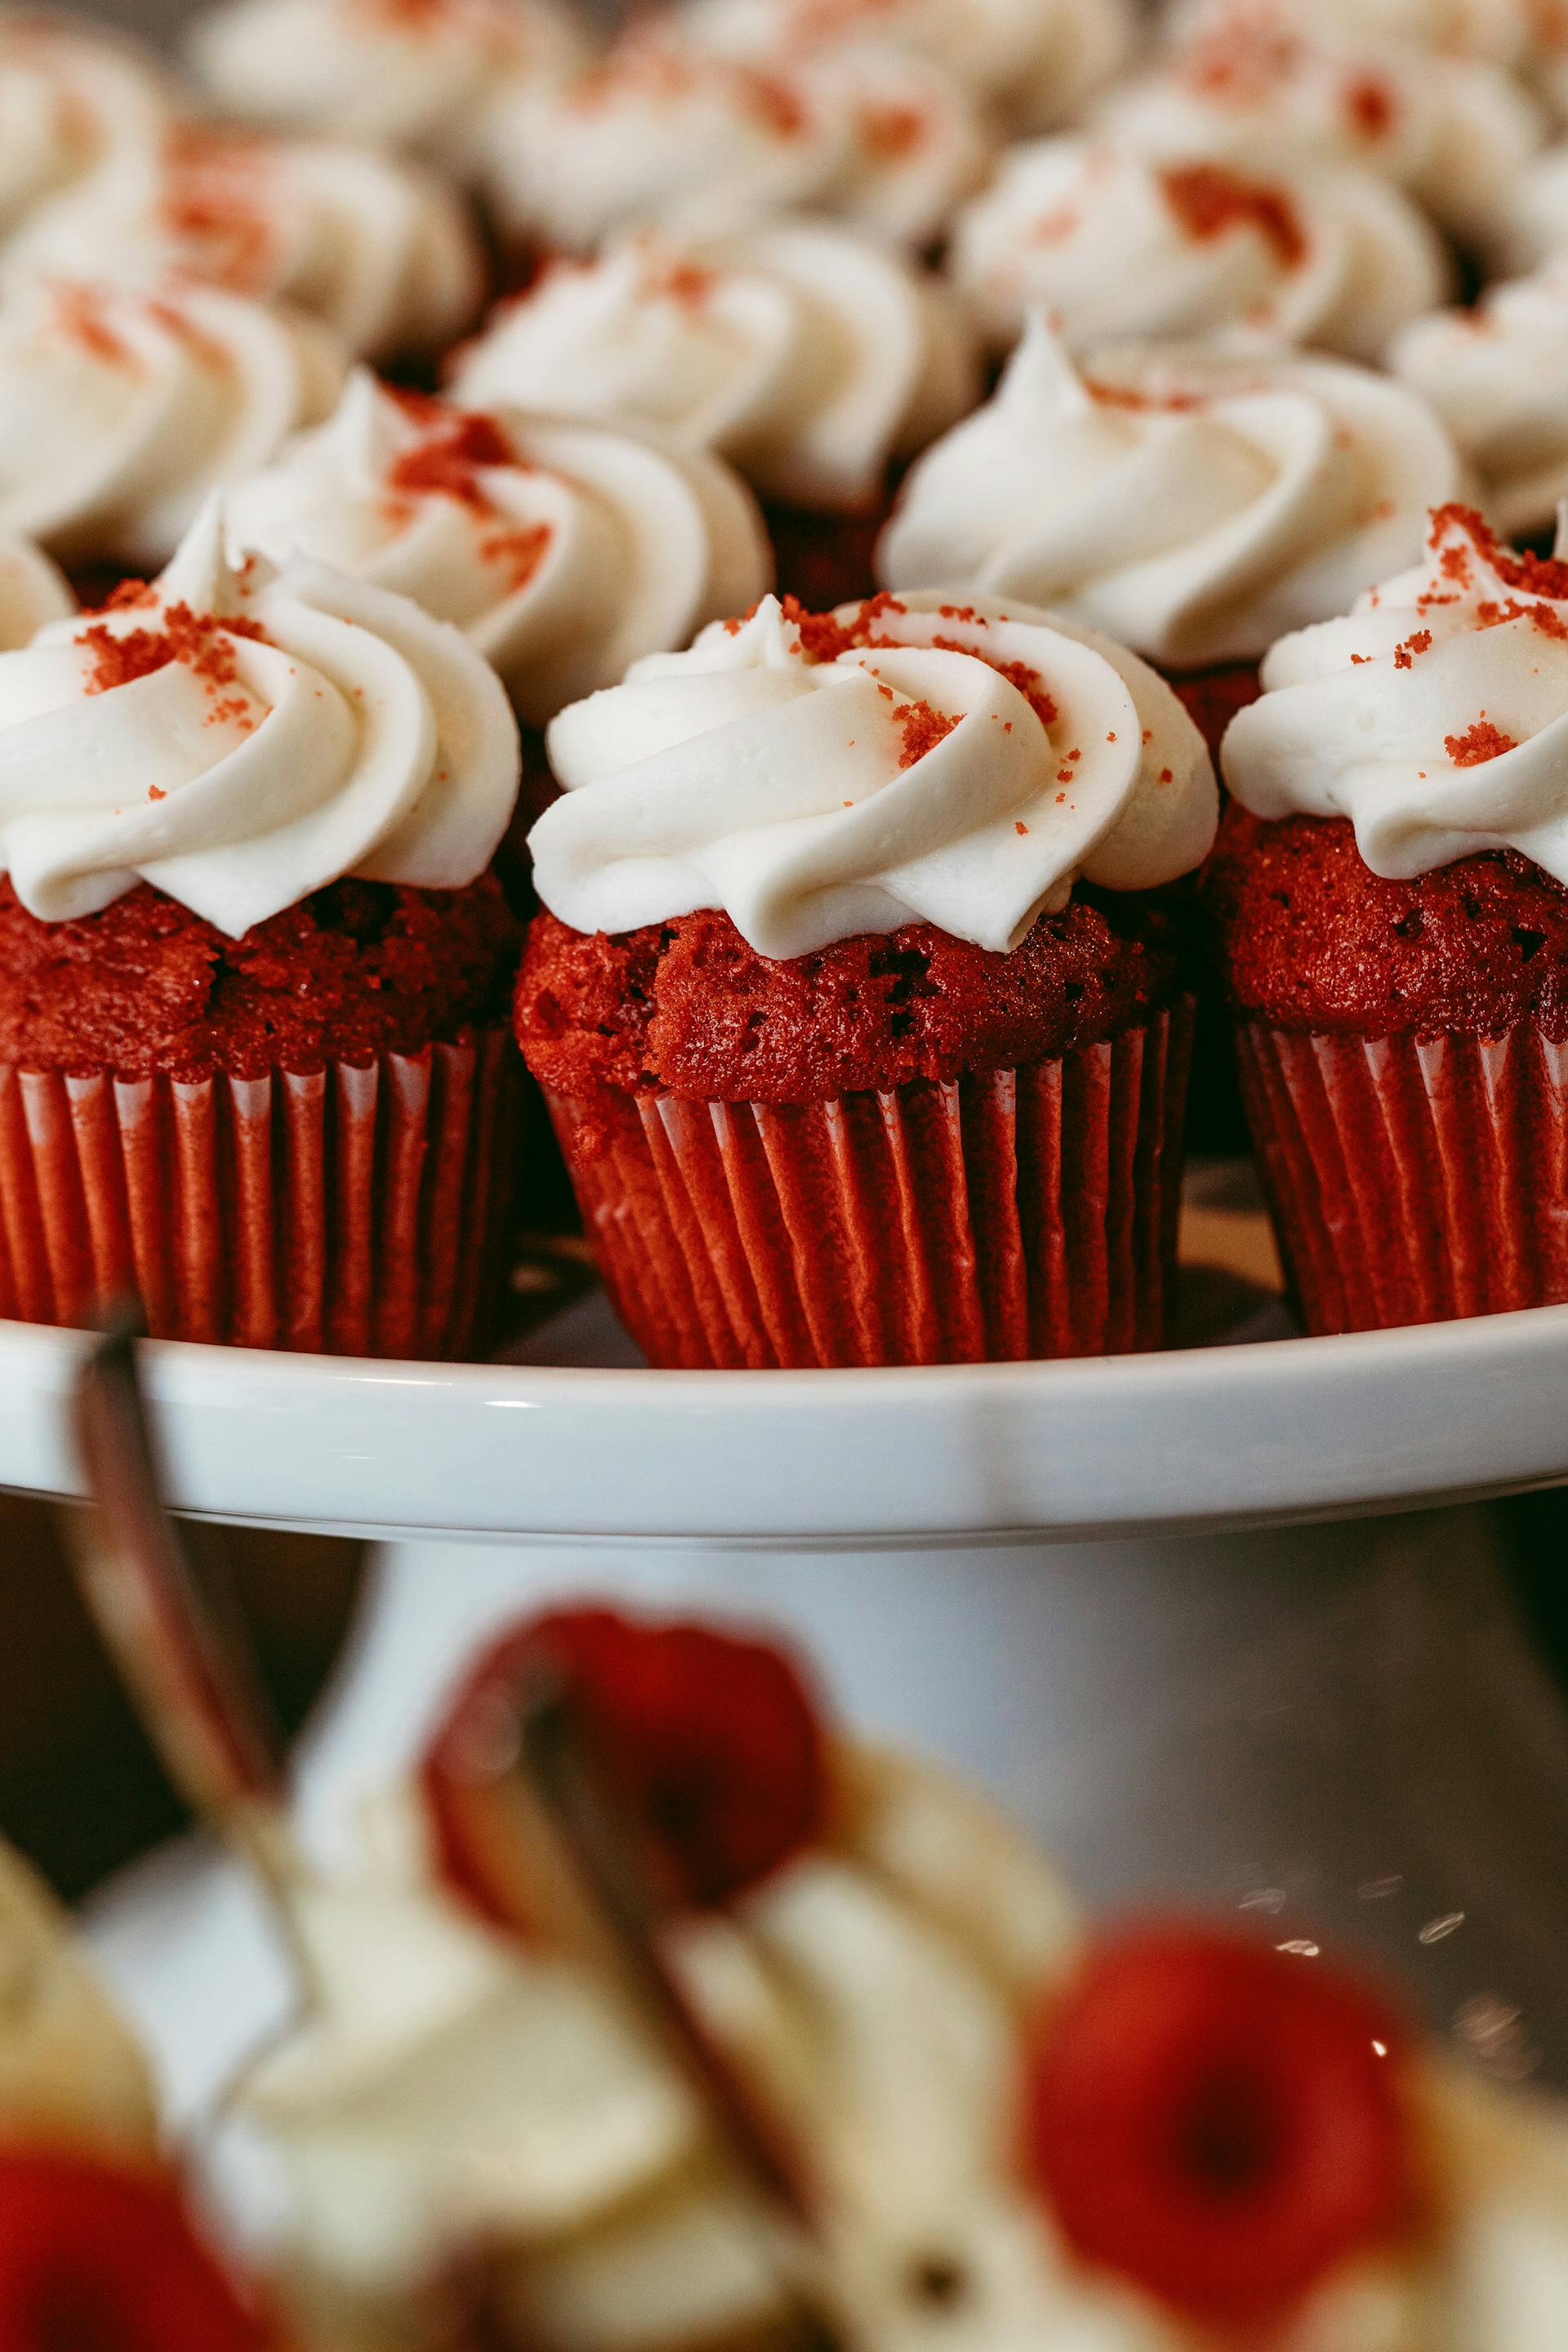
0,1029 -> 517,1358
1236,1018 -> 1568,1335
546,1004 -> 1194,1369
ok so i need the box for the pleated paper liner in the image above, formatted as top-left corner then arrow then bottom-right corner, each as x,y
546,1002 -> 1195,1370
0,1028 -> 517,1359
1236,1019 -> 1568,1337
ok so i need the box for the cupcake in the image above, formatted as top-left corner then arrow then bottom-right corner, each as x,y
234,1601 -> 1084,2352
448,221 -> 978,612
947,139 -> 1450,364
227,373 -> 772,731
0,14 -> 172,242
517,590 -> 1215,1369
476,24 -> 989,260
1100,0 -> 1545,254
1495,136 -> 1568,271
1211,501 -> 1568,1335
0,274 -> 347,584
0,500 -> 522,1356
1170,0 -> 1539,65
185,0 -> 593,176
1391,265 -> 1568,542
5,123 -> 486,371
684,0 -> 1137,136
226,1601 -> 1568,2352
880,316 -> 1466,758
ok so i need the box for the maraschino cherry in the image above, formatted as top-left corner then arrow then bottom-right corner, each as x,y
0,2149 -> 278,2350
1022,1923 -> 1419,2330
421,1606 -> 830,1928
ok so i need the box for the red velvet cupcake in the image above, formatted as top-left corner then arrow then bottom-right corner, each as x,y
448,220 -> 980,614
0,501 -> 522,1356
1212,504 -> 1568,1336
517,589 -> 1217,1369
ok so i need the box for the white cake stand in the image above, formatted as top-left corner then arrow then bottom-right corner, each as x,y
32,1167 -> 1568,2104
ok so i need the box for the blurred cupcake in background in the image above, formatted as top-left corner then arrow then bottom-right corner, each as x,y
1168,0 -> 1542,66
449,220 -> 977,609
681,0 -> 1138,136
1212,502 -> 1568,1336
0,12 -> 173,243
1392,265 -> 1568,543
476,24 -> 989,261
1100,0 -> 1545,256
880,316 -> 1466,756
0,274 -> 346,588
227,371 -> 771,845
0,501 -> 522,1357
519,590 -> 1215,1369
1494,136 -> 1568,271
947,140 -> 1450,363
4,123 -> 485,371
185,0 -> 593,177
0,533 -> 71,653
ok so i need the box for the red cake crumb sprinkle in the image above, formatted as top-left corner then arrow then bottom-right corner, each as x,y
50,282 -> 138,370
641,252 -> 717,305
1477,596 -> 1568,641
1160,163 -> 1306,269
1016,819 -> 1029,834
386,404 -> 518,509
891,697 -> 959,768
77,604 -> 269,702
158,126 -> 277,293
1344,75 -> 1395,140
479,520 -> 552,590
1392,630 -> 1432,670
1446,717 -> 1518,766
857,98 -> 927,158
88,577 -> 158,616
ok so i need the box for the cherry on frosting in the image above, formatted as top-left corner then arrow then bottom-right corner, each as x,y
0,2150 -> 277,2351
1022,1924 -> 1417,2329
421,1606 -> 830,1926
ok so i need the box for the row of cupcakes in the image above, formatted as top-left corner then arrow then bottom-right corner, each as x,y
7,1577 -> 1568,2351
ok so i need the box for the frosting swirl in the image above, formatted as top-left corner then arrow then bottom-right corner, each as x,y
880,318 -> 1465,671
449,223 -> 979,516
6,126 -> 484,366
531,590 -> 1216,958
947,140 -> 1450,363
0,500 -> 519,933
1496,141 -> 1568,275
684,0 -> 1136,134
226,374 -> 773,727
1222,504 -> 1568,886
0,532 -> 72,651
477,27 -> 987,256
1391,268 -> 1568,540
1098,5 -> 1546,253
0,16 -> 172,239
185,0 -> 592,174
0,274 -> 347,571
1172,0 -> 1539,62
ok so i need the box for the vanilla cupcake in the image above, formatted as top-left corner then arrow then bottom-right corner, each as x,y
948,139 -> 1450,363
1391,265 -> 1568,540
451,220 -> 976,607
1100,1 -> 1545,255
6,125 -> 485,368
0,12 -> 172,241
881,317 -> 1464,750
0,274 -> 346,577
477,24 -> 988,257
227,372 -> 772,728
684,0 -> 1137,135
1496,139 -> 1568,271
185,0 -> 593,176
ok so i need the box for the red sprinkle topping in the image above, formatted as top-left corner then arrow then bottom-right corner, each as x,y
1392,630 -> 1432,670
1344,76 -> 1395,141
387,403 -> 519,510
1160,163 -> 1307,270
50,283 -> 138,371
77,605 -> 268,715
479,520 -> 553,591
891,697 -> 960,768
1446,718 -> 1518,766
158,125 -> 278,294
857,99 -> 927,159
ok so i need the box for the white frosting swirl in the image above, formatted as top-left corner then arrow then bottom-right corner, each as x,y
881,318 -> 1465,672
226,373 -> 772,728
684,0 -> 1137,134
0,274 -> 347,571
5,127 -> 484,366
477,28 -> 988,256
0,531 -> 71,650
0,14 -> 172,239
531,590 -> 1216,958
1495,141 -> 1568,274
1098,6 -> 1546,253
185,0 -> 592,175
1222,503 -> 1568,885
450,223 -> 979,516
947,140 -> 1450,363
1391,268 -> 1568,540
0,500 -> 519,933
1172,0 -> 1539,65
